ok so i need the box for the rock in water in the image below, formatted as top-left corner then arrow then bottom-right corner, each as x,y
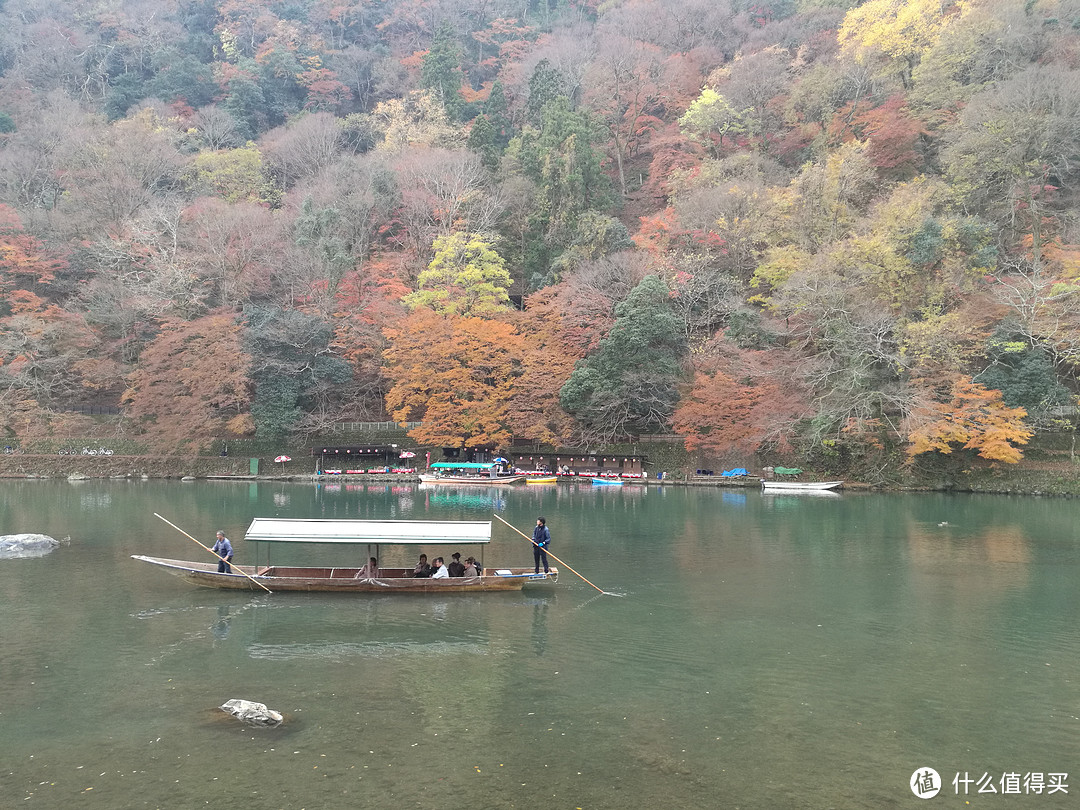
0,534 -> 62,559
220,698 -> 283,726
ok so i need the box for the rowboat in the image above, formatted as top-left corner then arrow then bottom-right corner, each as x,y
418,461 -> 524,485
131,518 -> 556,593
591,477 -> 624,486
526,476 -> 557,485
761,480 -> 844,491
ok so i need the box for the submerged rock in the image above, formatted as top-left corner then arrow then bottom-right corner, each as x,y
0,533 -> 63,559
219,698 -> 283,727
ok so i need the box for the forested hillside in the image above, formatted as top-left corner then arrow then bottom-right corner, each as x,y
0,0 -> 1077,469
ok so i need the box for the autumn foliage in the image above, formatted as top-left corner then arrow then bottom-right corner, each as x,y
382,311 -> 526,448
0,0 -> 1077,472
123,312 -> 253,448
906,379 -> 1033,464
673,340 -> 811,455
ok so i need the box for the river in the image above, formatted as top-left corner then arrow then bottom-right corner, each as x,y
1,479 -> 1077,808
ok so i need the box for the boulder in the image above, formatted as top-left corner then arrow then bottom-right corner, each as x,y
219,698 -> 283,727
0,533 -> 63,559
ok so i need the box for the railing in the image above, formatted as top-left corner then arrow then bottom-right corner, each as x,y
331,421 -> 422,431
634,434 -> 684,444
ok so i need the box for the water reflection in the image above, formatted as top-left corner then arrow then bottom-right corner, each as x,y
417,484 -> 507,512
721,491 -> 746,507
212,605 -> 232,641
2,482 -> 1079,810
529,596 -> 549,656
247,639 -> 485,661
79,491 -> 113,509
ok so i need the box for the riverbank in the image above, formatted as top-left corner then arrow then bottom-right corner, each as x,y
2,449 -> 1080,496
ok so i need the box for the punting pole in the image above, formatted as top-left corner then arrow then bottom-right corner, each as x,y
492,513 -> 624,597
153,513 -> 273,594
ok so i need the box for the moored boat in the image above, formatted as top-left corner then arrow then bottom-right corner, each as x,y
526,476 -> 557,485
132,518 -> 556,593
418,461 -> 524,485
591,477 -> 624,486
761,480 -> 844,491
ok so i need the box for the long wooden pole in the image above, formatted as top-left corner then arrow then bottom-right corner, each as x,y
493,513 -> 622,596
154,513 -> 273,594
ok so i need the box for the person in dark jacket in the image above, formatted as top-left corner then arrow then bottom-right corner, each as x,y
413,554 -> 432,577
448,552 -> 465,577
532,517 -> 550,574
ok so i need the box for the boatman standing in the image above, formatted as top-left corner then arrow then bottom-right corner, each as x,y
212,531 -> 233,573
532,517 -> 550,574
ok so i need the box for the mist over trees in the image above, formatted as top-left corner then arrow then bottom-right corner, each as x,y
1,0 -> 1077,467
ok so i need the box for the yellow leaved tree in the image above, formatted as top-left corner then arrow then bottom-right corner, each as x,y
839,0 -> 962,89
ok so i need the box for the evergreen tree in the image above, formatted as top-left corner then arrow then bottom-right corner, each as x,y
526,59 -> 565,126
484,80 -> 513,149
560,276 -> 686,442
244,307 -> 352,439
223,73 -> 268,141
466,115 -> 499,170
421,22 -> 465,120
507,96 -> 611,285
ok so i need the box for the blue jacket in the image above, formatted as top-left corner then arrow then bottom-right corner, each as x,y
532,525 -> 550,547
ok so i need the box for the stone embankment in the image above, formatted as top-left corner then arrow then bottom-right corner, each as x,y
0,454 -> 271,479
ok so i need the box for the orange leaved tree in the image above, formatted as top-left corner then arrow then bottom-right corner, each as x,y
382,310 -> 526,448
906,379 -> 1033,463
673,342 -> 811,455
123,311 -> 253,449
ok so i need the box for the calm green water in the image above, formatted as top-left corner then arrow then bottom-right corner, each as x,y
1,480 -> 1078,808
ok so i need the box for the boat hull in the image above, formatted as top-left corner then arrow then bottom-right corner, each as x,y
591,478 -> 624,485
761,480 -> 844,491
131,555 -> 556,592
418,474 -> 525,485
526,477 -> 557,485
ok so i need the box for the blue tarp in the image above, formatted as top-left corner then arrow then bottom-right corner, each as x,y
722,468 -> 748,477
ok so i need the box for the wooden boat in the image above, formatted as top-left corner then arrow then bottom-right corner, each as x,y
761,480 -> 844,491
591,477 -> 624,486
526,476 -> 557,485
131,518 -> 556,593
418,461 -> 524,485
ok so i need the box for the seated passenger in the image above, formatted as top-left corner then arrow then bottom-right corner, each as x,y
431,557 -> 449,578
448,552 -> 465,577
463,557 -> 479,578
354,556 -> 378,579
413,553 -> 432,578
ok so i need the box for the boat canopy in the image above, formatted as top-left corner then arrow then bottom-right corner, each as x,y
244,518 -> 491,545
429,462 -> 496,470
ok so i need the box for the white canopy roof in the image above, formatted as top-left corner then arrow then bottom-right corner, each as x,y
244,518 -> 491,545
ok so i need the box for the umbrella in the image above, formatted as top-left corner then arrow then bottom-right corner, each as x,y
399,450 -> 416,458
494,457 -> 508,463
274,455 -> 292,473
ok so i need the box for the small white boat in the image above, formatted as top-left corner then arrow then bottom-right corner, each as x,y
761,480 -> 843,492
